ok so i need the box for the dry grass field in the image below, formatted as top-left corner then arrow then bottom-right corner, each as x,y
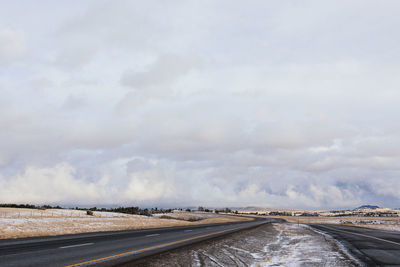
0,208 -> 252,239
271,215 -> 400,232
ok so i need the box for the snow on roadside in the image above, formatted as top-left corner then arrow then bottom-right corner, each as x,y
132,222 -> 360,267
331,219 -> 400,232
307,224 -> 363,266
281,216 -> 400,232
251,223 -> 361,266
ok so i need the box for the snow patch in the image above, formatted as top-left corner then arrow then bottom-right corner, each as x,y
251,223 -> 360,267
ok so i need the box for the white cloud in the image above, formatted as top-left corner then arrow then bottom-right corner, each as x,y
0,163 -> 101,204
121,54 -> 197,89
124,174 -> 174,201
1,1 -> 400,208
0,28 -> 26,64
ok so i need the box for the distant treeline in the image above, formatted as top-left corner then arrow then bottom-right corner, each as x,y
0,204 -> 176,217
0,204 -> 238,216
0,203 -> 62,209
82,206 -> 175,216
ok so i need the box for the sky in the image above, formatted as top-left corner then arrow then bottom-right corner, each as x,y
1,1 -> 400,209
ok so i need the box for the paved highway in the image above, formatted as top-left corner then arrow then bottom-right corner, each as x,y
310,224 -> 400,266
0,218 -> 273,267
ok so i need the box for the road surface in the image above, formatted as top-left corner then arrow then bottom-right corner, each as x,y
0,217 -> 273,267
310,224 -> 400,266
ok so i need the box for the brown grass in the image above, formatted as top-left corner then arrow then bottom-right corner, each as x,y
267,215 -> 400,232
270,215 -> 400,224
0,208 -> 252,239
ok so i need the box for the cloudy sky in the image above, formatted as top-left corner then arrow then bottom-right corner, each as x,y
1,1 -> 400,209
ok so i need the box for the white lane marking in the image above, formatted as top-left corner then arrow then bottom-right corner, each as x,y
184,230 -> 193,232
59,243 -> 94,249
318,225 -> 400,246
146,234 -> 160,237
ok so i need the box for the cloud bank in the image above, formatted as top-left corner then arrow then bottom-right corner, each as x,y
1,1 -> 400,208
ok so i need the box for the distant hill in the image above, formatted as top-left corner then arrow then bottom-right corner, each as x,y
233,206 -> 268,211
355,205 -> 379,210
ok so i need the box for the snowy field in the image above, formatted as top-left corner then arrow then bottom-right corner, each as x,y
153,211 -> 218,221
279,216 -> 400,232
0,208 -> 250,239
131,222 -> 361,267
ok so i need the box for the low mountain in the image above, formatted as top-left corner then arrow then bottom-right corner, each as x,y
355,205 -> 379,210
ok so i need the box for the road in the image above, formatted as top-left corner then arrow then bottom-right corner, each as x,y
0,217 -> 273,267
310,224 -> 400,266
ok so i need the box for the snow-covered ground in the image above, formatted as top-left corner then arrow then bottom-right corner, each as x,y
0,208 -> 134,218
0,208 -> 249,239
281,216 -> 400,232
133,222 -> 361,267
153,211 -> 218,221
334,218 -> 400,232
0,208 -> 177,239
250,223 -> 360,266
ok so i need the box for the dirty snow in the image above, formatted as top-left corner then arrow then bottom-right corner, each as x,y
250,223 -> 360,266
130,222 -> 361,267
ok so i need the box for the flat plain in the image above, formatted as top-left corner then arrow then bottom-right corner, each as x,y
0,208 -> 251,239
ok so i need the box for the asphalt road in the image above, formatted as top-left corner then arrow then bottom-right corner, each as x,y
0,217 -> 273,267
310,224 -> 400,266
